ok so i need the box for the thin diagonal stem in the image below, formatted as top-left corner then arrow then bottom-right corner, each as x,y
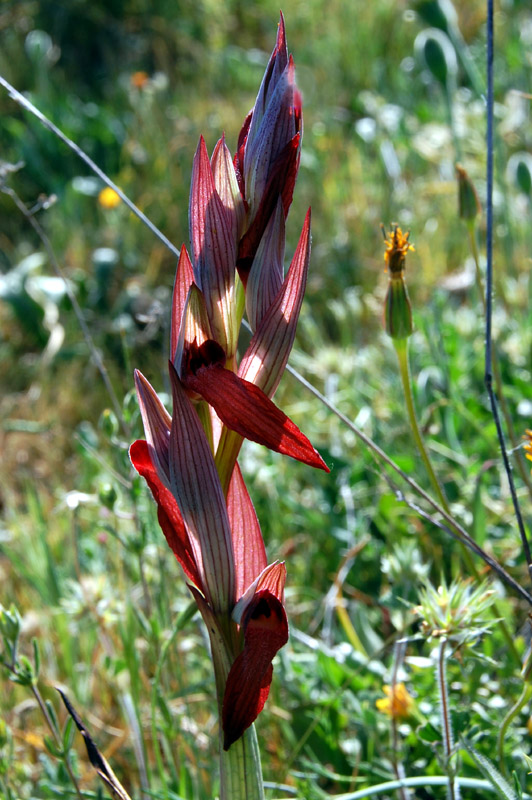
392,490 -> 532,607
484,0 -> 532,581
0,76 -> 181,262
467,223 -> 532,500
284,362 -> 532,612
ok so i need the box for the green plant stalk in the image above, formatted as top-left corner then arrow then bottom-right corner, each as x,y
394,338 -> 520,662
220,725 -> 264,800
200,604 -> 265,800
496,680 -> 532,776
437,639 -> 460,800
467,221 -> 532,502
444,79 -> 462,164
394,339 -> 449,511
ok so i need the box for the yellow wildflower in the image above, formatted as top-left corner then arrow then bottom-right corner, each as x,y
98,187 -> 121,209
523,430 -> 532,464
382,224 -> 415,276
376,683 -> 414,719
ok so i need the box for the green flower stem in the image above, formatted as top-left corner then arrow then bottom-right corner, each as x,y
203,608 -> 264,800
444,79 -> 462,164
220,725 -> 265,800
394,338 -> 449,512
496,680 -> 532,776
394,338 -> 520,662
467,221 -> 532,502
438,639 -> 460,800
215,426 -> 245,496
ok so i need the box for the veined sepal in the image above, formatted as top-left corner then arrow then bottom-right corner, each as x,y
212,134 -> 246,245
174,283 -> 213,379
189,135 -> 238,358
134,370 -> 172,487
246,196 -> 285,331
168,364 -> 236,614
240,209 -> 311,398
170,245 -> 194,363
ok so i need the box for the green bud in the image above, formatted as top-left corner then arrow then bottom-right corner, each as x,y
456,164 -> 481,221
0,717 -> 8,748
385,276 -> 413,340
414,0 -> 458,33
516,159 -> 532,196
415,28 -> 457,87
98,482 -> 118,511
0,604 -> 21,645
99,409 -> 119,439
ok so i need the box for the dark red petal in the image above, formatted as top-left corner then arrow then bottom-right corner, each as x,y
129,440 -> 203,589
184,364 -> 329,472
222,590 -> 288,749
227,463 -> 267,599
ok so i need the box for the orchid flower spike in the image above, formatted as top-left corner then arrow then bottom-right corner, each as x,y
130,14 -> 326,751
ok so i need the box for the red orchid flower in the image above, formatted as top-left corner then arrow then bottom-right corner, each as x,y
130,13 -> 323,756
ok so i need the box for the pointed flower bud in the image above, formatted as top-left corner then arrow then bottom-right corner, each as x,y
170,245 -> 194,363
173,284 -> 213,379
384,277 -> 413,340
236,13 -> 302,279
382,225 -> 414,340
211,135 -> 245,245
456,163 -> 481,222
189,136 -> 238,358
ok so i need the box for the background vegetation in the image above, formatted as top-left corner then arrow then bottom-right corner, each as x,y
1,0 -> 532,797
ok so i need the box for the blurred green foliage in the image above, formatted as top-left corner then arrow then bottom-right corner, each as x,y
2,0 -> 532,798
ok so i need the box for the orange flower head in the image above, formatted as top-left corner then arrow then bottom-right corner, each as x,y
382,224 -> 415,276
131,71 -> 149,89
376,683 -> 414,719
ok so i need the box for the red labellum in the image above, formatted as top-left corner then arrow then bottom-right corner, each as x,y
222,590 -> 288,749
